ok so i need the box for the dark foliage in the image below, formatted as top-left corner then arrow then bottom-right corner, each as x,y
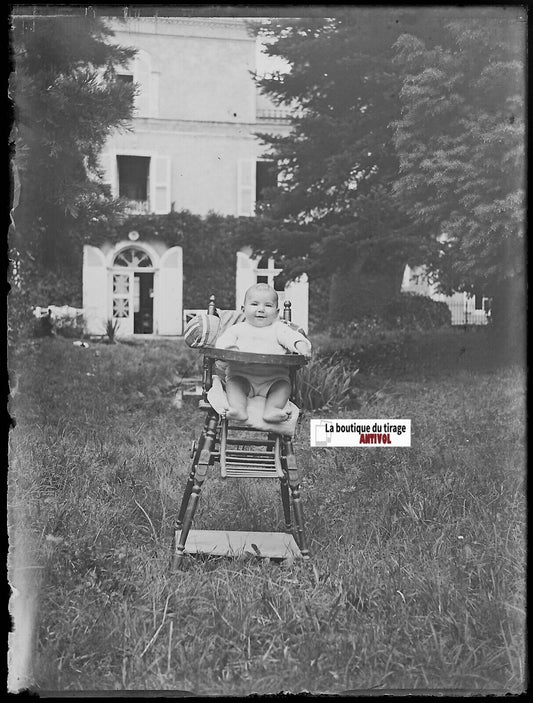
382,293 -> 451,330
10,15 -> 136,282
392,10 -> 526,300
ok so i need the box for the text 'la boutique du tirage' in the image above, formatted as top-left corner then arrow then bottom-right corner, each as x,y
310,419 -> 412,447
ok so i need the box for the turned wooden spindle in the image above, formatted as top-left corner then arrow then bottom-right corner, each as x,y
202,295 -> 218,402
208,294 -> 218,317
283,300 -> 292,322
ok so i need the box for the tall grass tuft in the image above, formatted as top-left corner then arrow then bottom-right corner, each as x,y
294,357 -> 359,411
105,318 -> 121,344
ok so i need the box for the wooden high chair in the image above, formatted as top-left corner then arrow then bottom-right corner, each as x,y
172,296 -> 310,565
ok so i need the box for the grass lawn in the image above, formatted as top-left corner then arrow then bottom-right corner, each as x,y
8,329 -> 526,694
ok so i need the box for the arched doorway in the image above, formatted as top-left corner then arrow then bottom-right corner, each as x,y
83,242 -> 183,337
111,246 -> 155,334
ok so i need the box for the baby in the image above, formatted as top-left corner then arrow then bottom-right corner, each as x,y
215,283 -> 312,423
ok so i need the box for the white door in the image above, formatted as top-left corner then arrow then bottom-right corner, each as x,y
158,247 -> 183,335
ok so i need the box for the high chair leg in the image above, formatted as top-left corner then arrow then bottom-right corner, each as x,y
282,438 -> 310,560
175,412 -> 213,530
219,418 -> 228,478
174,477 -> 205,564
291,485 -> 310,560
174,410 -> 219,563
279,476 -> 292,531
175,469 -> 196,531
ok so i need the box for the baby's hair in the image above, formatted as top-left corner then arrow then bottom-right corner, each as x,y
243,282 -> 278,306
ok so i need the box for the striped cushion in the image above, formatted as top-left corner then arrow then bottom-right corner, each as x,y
184,313 -> 220,348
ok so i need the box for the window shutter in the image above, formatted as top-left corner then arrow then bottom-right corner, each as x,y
151,156 -> 171,214
134,53 -> 151,117
157,247 -> 183,335
237,159 -> 255,216
149,71 -> 160,118
82,246 -> 108,335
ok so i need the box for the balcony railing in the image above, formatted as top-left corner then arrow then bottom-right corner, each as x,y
256,108 -> 292,121
123,199 -> 150,214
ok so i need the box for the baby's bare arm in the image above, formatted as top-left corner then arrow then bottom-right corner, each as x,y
294,339 -> 312,358
277,322 -> 312,357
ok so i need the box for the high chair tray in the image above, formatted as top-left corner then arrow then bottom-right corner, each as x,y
176,529 -> 302,559
202,347 -> 307,366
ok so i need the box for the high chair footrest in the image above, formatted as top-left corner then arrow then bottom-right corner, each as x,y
176,529 -> 302,559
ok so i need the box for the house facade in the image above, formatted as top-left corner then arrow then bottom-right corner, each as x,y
83,15 -> 308,337
82,15 -> 476,336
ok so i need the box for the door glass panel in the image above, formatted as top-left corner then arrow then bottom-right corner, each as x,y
113,273 -> 129,295
113,298 -> 130,318
113,273 -> 130,318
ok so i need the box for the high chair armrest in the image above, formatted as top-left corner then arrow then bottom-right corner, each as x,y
201,347 -> 308,367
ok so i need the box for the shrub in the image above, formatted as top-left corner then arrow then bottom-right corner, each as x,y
29,306 -> 86,339
31,312 -> 55,338
52,312 -> 86,339
382,293 -> 451,330
324,295 -> 451,337
294,357 -> 359,411
328,316 -> 382,338
8,285 -> 35,345
8,259 -> 83,345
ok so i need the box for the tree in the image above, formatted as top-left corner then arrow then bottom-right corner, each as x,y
391,9 -> 526,329
249,10 -> 442,320
10,13 -> 136,285
251,9 -> 525,329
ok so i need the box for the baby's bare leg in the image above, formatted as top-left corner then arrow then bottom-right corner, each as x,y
225,376 -> 250,421
263,380 -> 291,423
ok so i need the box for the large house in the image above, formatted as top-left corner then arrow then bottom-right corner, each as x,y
83,15 -> 309,337
82,14 -> 487,337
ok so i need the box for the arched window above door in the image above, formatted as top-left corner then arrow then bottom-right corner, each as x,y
113,247 -> 153,268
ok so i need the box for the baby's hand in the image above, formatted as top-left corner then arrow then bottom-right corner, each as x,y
295,340 -> 312,359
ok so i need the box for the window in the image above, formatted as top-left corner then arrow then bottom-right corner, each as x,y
116,73 -> 134,85
113,247 -> 153,268
256,160 -> 278,203
117,155 -> 150,205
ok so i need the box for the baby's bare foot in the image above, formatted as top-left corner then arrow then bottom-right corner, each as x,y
263,408 -> 291,423
227,408 -> 248,422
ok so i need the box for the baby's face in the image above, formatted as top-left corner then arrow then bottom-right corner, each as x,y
242,289 -> 279,327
